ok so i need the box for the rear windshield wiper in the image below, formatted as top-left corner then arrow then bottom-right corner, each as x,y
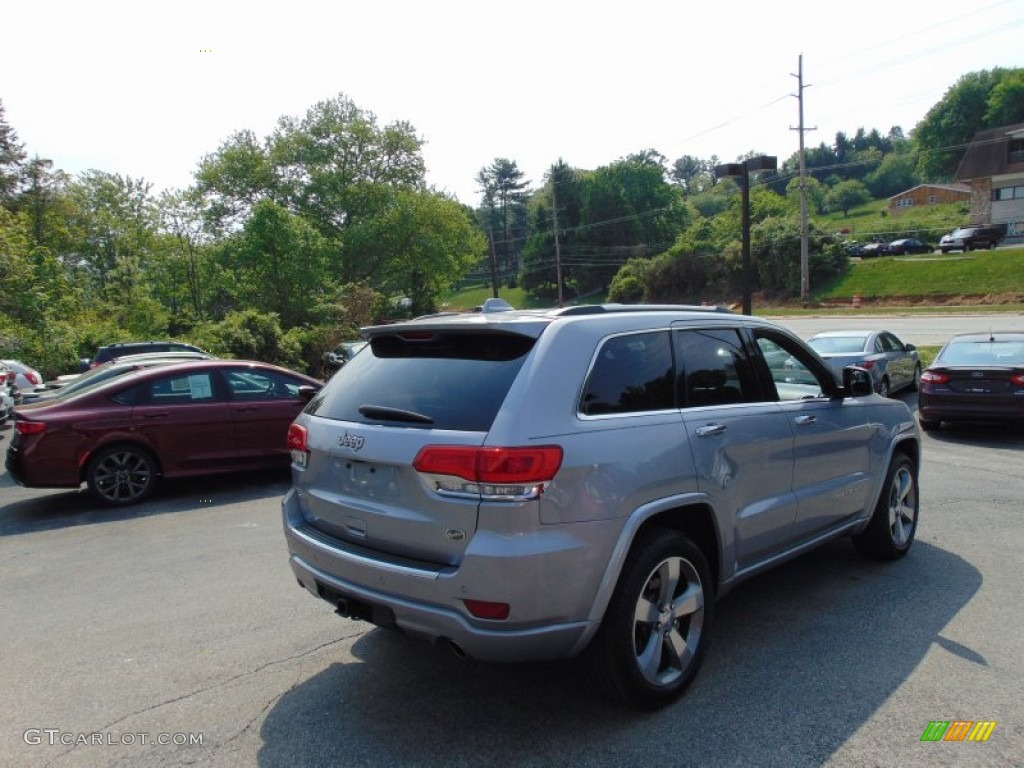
358,404 -> 434,424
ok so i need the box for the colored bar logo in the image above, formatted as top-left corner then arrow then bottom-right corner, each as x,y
921,721 -> 997,742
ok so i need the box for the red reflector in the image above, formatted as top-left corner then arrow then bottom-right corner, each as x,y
463,599 -> 510,620
16,421 -> 46,435
413,445 -> 563,483
920,371 -> 948,384
287,423 -> 307,451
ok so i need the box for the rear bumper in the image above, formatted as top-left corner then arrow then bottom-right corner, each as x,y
282,488 -> 601,662
918,396 -> 1024,424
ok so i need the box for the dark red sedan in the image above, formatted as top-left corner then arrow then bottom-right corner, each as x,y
6,360 -> 321,505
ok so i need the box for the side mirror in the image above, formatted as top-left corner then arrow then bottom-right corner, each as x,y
843,366 -> 873,397
905,343 -> 916,351
327,352 -> 340,366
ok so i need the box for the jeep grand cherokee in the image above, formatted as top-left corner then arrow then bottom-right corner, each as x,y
282,301 -> 921,709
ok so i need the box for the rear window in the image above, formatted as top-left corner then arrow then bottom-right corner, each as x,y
808,336 -> 867,354
938,340 -> 1024,366
307,332 -> 535,431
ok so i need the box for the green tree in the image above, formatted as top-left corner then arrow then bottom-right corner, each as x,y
785,175 -> 827,215
475,158 -> 530,280
217,199 -> 332,328
913,68 -> 1024,180
824,180 -> 871,217
864,151 -> 919,198
984,70 -> 1024,126
344,189 -> 486,315
0,99 -> 26,205
66,171 -> 159,301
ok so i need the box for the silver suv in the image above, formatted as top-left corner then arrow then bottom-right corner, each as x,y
283,302 -> 921,709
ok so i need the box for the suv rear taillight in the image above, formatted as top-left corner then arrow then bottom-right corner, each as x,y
15,421 -> 46,436
287,423 -> 308,467
413,445 -> 563,500
920,371 -> 948,385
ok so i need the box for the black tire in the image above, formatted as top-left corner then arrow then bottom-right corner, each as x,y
853,453 -> 918,560
584,529 -> 713,710
86,444 -> 159,506
877,377 -> 890,398
911,363 -> 922,392
987,241 -> 996,250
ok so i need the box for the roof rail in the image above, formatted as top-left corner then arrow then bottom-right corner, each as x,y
555,303 -> 733,316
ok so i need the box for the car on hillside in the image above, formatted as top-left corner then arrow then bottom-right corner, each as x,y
938,225 -> 1005,253
805,330 -> 921,397
283,300 -> 921,710
78,340 -> 207,372
6,360 -> 321,506
860,241 -> 889,257
886,238 -> 932,256
917,332 -> 1024,431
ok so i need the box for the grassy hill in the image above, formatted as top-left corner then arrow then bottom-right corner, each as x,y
812,246 -> 1024,304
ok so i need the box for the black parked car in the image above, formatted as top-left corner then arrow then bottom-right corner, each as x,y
887,238 -> 932,255
938,226 -> 1005,253
860,241 -> 889,258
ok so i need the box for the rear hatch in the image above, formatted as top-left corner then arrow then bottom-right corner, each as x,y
293,327 -> 540,566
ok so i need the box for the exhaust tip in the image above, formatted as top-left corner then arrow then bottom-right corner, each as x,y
443,639 -> 468,660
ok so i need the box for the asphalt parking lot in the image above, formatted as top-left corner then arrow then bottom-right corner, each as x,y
1,394 -> 1022,768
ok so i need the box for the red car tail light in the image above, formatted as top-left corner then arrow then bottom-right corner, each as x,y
856,360 -> 875,369
287,423 -> 308,467
15,421 -> 46,436
1010,373 -> 1024,386
25,371 -> 41,385
920,371 -> 948,385
414,446 -> 563,483
413,445 -> 564,499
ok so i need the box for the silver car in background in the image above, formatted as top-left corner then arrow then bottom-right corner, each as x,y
283,303 -> 921,709
806,330 -> 921,397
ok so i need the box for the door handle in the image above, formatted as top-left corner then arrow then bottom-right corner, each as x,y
794,415 -> 817,425
143,413 -> 169,420
695,424 -> 727,437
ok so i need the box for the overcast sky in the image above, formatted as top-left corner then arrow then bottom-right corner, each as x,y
3,0 -> 1022,205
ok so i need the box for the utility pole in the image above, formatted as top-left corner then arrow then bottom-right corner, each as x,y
487,228 -> 499,298
790,54 -> 816,304
551,183 -> 564,308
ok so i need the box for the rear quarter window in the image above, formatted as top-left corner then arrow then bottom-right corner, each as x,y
307,332 -> 534,431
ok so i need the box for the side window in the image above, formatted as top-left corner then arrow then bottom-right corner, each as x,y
674,329 -> 760,407
755,333 -> 829,401
149,372 -> 217,404
580,331 -> 675,415
224,369 -> 300,401
882,334 -> 901,352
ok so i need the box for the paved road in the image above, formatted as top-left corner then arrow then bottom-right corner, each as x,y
764,312 -> 1024,347
1,371 -> 1022,767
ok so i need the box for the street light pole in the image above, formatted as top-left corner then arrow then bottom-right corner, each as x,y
714,155 -> 777,316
